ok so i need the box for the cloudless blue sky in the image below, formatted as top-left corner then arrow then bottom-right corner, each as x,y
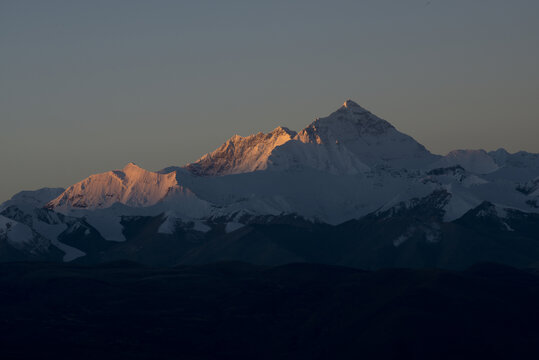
1,0 -> 538,201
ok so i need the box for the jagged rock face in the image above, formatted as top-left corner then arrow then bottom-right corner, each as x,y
517,178 -> 539,196
376,189 -> 452,220
188,100 -> 438,176
46,163 -> 193,210
187,127 -> 297,176
516,177 -> 539,209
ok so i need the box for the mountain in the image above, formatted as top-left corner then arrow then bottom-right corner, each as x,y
290,100 -> 439,170
187,100 -> 438,176
46,163 -> 202,210
2,99 -> 539,268
187,126 -> 298,176
430,149 -> 499,174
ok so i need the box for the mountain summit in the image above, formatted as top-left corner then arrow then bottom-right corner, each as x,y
342,99 -> 361,108
46,163 -> 194,210
187,126 -> 297,176
188,100 -> 438,176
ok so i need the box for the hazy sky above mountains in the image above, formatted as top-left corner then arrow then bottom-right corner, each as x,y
1,0 -> 538,202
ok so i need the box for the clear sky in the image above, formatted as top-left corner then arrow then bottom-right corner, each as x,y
1,0 -> 538,202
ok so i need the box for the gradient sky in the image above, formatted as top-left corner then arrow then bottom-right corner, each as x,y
1,0 -> 538,202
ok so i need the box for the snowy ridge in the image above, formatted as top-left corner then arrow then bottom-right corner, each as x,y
431,150 -> 499,174
489,149 -> 539,169
0,188 -> 64,213
187,127 -> 297,176
47,163 -> 199,210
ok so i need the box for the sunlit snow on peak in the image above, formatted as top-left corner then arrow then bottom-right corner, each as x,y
342,99 -> 363,109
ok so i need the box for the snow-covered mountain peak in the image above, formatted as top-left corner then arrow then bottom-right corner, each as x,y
342,99 -> 365,109
293,101 -> 438,169
46,164 -> 187,210
186,126 -> 297,176
430,149 -> 499,174
271,126 -> 296,137
122,162 -> 143,173
491,148 -> 510,157
338,100 -> 376,120
120,162 -> 160,181
294,101 -> 398,149
187,100 -> 439,175
0,188 -> 65,214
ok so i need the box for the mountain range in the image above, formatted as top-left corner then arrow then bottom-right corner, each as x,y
2,100 -> 539,268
